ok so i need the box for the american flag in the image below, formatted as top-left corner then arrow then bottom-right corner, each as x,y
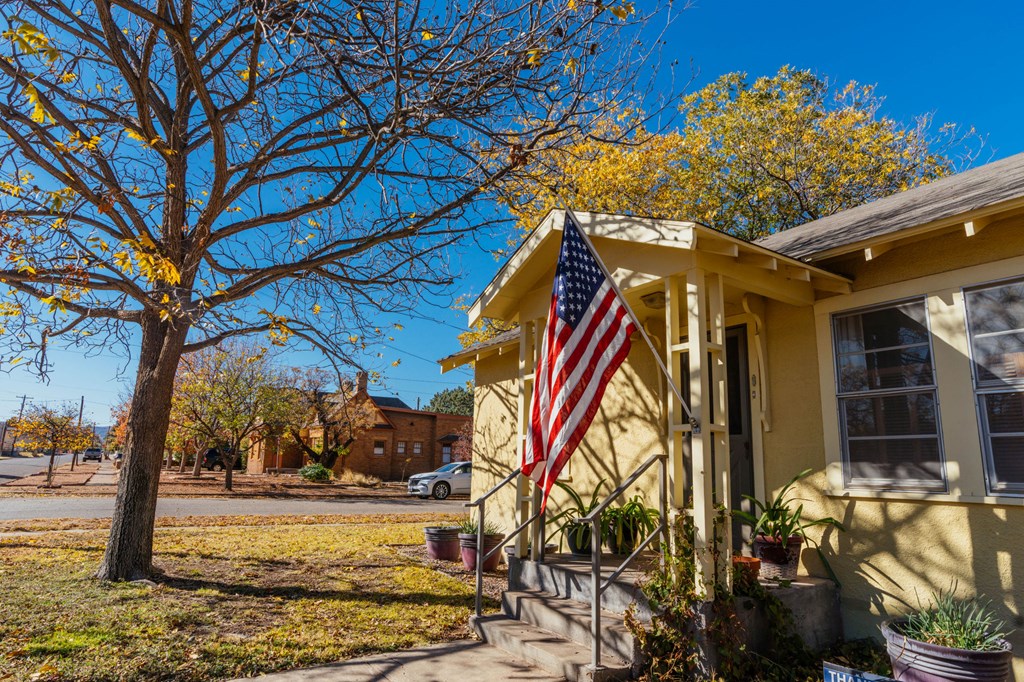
523,213 -> 638,511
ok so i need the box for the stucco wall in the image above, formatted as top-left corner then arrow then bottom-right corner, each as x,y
468,215 -> 1024,672
763,217 -> 1024,674
470,335 -> 666,542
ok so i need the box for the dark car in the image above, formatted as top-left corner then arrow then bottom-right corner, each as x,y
82,447 -> 104,462
202,447 -> 242,471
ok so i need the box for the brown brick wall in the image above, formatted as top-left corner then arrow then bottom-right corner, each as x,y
332,408 -> 471,481
246,398 -> 472,480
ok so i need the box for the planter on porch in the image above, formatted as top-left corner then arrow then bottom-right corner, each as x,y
423,526 -> 461,561
752,534 -> 802,580
881,618 -> 1012,682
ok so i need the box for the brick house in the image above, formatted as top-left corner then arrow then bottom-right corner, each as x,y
246,373 -> 472,480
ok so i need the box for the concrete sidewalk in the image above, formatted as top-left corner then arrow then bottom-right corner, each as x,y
236,640 -> 562,681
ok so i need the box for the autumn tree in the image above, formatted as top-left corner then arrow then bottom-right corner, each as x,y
451,419 -> 474,462
10,403 -> 93,486
505,66 -> 974,240
282,366 -> 377,470
425,385 -> 474,416
0,0 -> 665,580
170,341 -> 290,490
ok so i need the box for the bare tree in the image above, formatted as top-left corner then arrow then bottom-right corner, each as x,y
0,0 -> 668,580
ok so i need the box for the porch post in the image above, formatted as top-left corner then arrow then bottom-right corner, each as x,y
708,273 -> 731,589
516,320 -> 534,559
663,275 -> 687,508
686,268 -> 715,598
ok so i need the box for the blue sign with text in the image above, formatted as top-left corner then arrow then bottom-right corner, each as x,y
823,662 -> 895,682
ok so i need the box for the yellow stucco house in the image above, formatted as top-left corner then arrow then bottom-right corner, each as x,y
442,152 -> 1024,673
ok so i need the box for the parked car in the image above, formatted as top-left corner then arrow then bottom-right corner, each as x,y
202,447 -> 242,471
82,447 -> 104,462
407,462 -> 472,500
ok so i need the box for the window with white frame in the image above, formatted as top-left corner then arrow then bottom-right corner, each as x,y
373,440 -> 386,456
964,279 -> 1024,494
396,441 -> 406,455
412,441 -> 423,455
832,299 -> 945,491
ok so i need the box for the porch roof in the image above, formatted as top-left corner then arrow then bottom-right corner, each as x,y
468,210 -> 851,326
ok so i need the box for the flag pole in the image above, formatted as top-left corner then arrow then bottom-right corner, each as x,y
564,209 -> 700,433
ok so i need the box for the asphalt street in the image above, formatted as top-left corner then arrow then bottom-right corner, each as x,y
0,454 -> 74,482
0,495 -> 464,521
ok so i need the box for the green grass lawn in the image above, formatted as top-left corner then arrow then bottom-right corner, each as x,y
0,518 -> 483,681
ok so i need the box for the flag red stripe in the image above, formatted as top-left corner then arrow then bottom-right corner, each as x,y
543,304 -> 632,448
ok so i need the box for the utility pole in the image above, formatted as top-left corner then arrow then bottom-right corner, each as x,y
9,394 -> 31,456
70,396 -> 84,471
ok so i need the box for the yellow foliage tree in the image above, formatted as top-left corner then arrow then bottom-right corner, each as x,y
10,403 -> 93,486
504,66 -> 974,241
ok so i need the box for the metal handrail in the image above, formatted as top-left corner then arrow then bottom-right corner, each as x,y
577,453 -> 668,673
576,453 -> 665,525
464,466 -> 526,617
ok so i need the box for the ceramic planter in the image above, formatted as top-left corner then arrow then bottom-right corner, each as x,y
564,524 -> 595,556
881,618 -> 1012,682
423,526 -> 461,561
732,555 -> 761,582
458,532 -> 505,572
752,534 -> 802,580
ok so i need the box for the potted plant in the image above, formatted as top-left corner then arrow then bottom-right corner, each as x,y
732,555 -> 761,583
423,525 -> 461,561
881,589 -> 1012,682
603,494 -> 658,556
457,517 -> 505,572
732,468 -> 844,580
547,479 -> 607,556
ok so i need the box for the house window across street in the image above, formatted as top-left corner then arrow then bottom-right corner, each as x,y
442,444 -> 452,463
965,278 -> 1024,494
413,441 -> 422,455
397,441 -> 406,455
373,440 -> 386,456
832,299 -> 945,491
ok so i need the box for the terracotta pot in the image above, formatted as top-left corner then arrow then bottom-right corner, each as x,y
423,526 -> 460,561
752,534 -> 802,580
881,618 -> 1012,681
458,532 -> 505,572
732,555 -> 761,582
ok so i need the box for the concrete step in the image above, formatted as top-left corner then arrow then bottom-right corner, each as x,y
508,554 -> 654,623
501,590 -> 640,666
472,614 -> 632,682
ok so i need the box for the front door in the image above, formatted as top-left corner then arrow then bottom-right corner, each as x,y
726,327 -> 755,552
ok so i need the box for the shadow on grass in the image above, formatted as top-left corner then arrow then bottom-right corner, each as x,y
158,574 -> 493,609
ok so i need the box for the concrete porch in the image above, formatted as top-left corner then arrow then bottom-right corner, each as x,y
473,553 -> 842,681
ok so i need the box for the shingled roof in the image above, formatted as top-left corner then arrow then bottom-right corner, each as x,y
756,152 -> 1024,261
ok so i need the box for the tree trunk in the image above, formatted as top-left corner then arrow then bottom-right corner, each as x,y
191,446 -> 204,478
96,317 -> 187,581
177,449 -> 188,473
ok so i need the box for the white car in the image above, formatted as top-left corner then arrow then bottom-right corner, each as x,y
407,462 -> 472,500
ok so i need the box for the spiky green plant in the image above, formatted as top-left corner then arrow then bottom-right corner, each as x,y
899,588 -> 1011,652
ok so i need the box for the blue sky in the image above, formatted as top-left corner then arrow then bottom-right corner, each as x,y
4,0 -> 1023,424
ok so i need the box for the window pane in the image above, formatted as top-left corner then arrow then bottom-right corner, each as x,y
847,438 -> 944,486
838,346 -> 934,393
843,393 -> 938,438
972,333 -> 1024,385
966,282 -> 1024,335
990,436 -> 1024,490
835,302 -> 929,353
982,393 -> 1024,434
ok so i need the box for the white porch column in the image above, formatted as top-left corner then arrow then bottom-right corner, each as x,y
686,268 -> 715,597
